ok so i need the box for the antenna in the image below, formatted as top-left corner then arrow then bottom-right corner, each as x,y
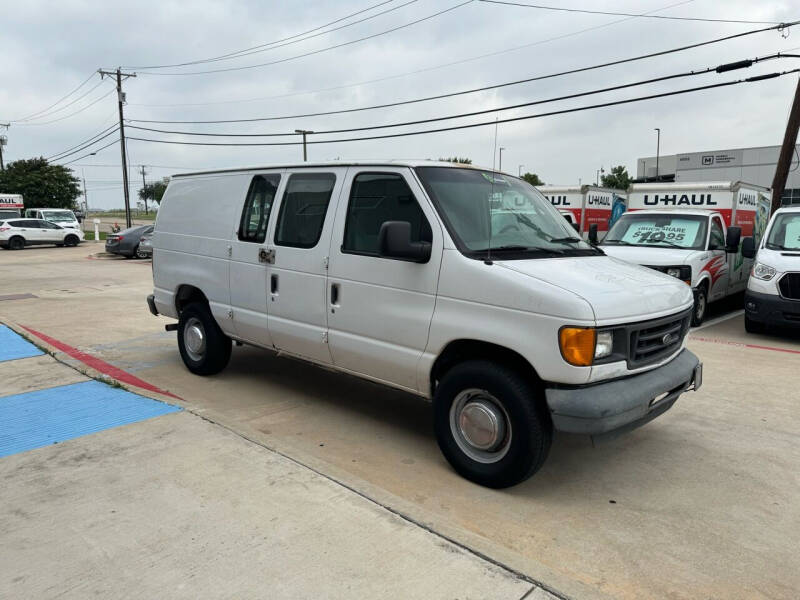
486,116 -> 499,265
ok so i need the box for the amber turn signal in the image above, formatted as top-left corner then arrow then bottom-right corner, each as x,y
559,327 -> 596,367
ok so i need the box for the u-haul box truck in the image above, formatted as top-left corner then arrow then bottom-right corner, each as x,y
540,185 -> 621,239
0,194 -> 24,220
599,181 -> 771,326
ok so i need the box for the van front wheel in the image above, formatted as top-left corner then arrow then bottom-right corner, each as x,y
434,360 -> 552,488
177,303 -> 232,375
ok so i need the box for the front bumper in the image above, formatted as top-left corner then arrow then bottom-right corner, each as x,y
744,290 -> 800,328
545,349 -> 701,438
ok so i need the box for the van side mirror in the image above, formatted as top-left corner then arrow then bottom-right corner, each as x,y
741,236 -> 756,259
725,226 -> 742,253
378,221 -> 431,263
588,223 -> 599,245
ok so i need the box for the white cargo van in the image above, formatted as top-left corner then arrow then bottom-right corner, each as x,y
24,208 -> 81,230
0,194 -> 24,220
148,161 -> 702,487
741,206 -> 800,332
599,181 -> 771,326
540,185 -> 620,240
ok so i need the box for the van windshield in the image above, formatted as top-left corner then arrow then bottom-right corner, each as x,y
41,210 -> 75,222
765,213 -> 800,250
603,213 -> 708,250
415,167 -> 600,259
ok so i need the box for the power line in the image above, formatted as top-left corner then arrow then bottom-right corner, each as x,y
126,0 -> 417,70
130,0 -> 475,76
125,54 -> 799,139
127,0 -> 696,108
7,71 -> 97,122
48,127 -> 120,162
126,25 -> 798,125
17,79 -> 106,123
46,122 -> 119,161
477,0 -> 783,25
126,69 -> 800,149
14,86 -> 115,126
61,138 -> 120,166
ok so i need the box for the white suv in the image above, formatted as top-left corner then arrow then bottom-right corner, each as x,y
148,161 -> 702,488
0,218 -> 84,250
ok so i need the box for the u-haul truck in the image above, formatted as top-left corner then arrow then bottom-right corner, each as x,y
0,194 -> 24,220
539,185 -> 621,239
599,181 -> 771,326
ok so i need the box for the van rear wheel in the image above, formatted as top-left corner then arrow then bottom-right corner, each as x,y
177,303 -> 232,375
434,360 -> 552,488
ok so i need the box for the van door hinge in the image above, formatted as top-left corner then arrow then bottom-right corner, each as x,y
321,331 -> 328,344
227,245 -> 232,257
323,256 -> 329,269
227,309 -> 234,319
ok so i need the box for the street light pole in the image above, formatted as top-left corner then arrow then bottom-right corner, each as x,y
654,127 -> 661,180
596,167 -> 604,186
518,164 -> 524,177
0,123 -> 9,171
498,147 -> 506,172
295,129 -> 314,162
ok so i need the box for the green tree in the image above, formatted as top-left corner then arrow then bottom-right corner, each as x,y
520,172 -> 544,186
138,177 -> 170,207
0,157 -> 81,210
438,156 -> 472,164
600,165 -> 632,190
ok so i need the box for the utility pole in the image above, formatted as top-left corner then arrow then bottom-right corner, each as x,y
295,129 -> 314,161
654,128 -> 661,181
771,76 -> 800,213
0,123 -> 9,171
81,169 -> 89,232
139,165 -> 148,214
99,68 -> 136,228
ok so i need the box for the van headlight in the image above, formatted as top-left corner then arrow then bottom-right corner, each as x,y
752,262 -> 776,281
665,265 -> 692,284
559,328 -> 615,366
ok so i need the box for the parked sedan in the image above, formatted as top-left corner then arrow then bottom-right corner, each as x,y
0,218 -> 84,250
105,225 -> 153,258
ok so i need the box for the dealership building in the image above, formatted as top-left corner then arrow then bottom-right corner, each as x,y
636,144 -> 800,205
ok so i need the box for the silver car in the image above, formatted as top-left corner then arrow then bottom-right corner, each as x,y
137,230 -> 153,258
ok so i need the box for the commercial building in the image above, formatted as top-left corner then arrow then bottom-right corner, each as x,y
636,144 -> 800,205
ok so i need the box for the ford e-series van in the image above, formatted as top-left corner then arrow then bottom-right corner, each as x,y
148,161 -> 702,487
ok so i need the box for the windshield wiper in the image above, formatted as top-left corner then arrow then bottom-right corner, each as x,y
645,239 -> 683,248
548,236 -> 582,244
477,245 -> 565,254
602,239 -> 634,245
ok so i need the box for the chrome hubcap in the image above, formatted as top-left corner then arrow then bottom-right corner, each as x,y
450,389 -> 511,464
696,294 -> 706,319
184,317 -> 206,361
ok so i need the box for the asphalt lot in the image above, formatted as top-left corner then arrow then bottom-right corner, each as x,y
1,243 -> 799,599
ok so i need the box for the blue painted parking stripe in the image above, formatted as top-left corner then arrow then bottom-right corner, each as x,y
0,325 -> 43,362
0,380 -> 181,458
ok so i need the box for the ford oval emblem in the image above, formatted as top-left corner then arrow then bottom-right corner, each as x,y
662,333 -> 678,345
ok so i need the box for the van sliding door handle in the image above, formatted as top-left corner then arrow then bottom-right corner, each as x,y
330,283 -> 340,306
270,274 -> 278,294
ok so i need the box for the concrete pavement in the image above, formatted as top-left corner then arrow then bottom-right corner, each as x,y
2,243 -> 799,599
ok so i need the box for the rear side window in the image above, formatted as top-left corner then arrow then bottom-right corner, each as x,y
238,174 -> 280,243
274,173 -> 336,248
20,220 -> 40,228
342,172 -> 431,256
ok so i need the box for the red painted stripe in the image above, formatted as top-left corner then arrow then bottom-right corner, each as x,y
689,335 -> 800,355
19,325 -> 182,400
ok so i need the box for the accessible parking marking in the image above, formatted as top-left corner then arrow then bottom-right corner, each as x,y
0,380 -> 180,457
0,325 -> 44,362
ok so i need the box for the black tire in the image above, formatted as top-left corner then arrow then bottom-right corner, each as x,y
691,284 -> 708,327
64,234 -> 79,247
744,315 -> 766,334
177,302 -> 232,375
135,245 -> 149,259
434,360 -> 552,488
8,236 -> 25,250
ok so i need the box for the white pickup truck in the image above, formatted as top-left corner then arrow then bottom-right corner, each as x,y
148,161 -> 702,487
599,181 -> 771,326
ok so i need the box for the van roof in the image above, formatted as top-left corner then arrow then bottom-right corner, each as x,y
622,208 -> 719,217
171,159 -> 494,178
539,185 -> 623,195
628,181 -> 771,193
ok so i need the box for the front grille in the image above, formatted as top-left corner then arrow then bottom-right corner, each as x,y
778,273 -> 800,300
628,310 -> 691,368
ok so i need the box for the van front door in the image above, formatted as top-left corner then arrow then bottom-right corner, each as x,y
265,169 -> 345,364
326,169 -> 443,392
706,216 -> 730,300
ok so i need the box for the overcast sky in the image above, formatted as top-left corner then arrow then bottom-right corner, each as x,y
1,0 -> 798,208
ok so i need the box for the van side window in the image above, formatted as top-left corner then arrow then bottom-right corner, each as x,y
274,173 -> 336,248
342,172 -> 432,256
238,174 -> 280,243
709,218 -> 725,249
